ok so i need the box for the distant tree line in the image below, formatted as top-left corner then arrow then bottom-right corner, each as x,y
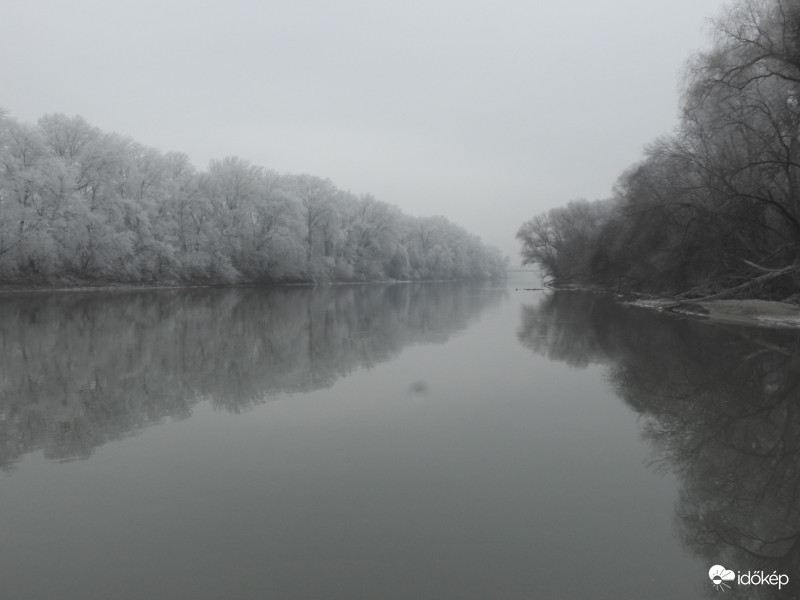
0,111 -> 507,285
518,0 -> 800,301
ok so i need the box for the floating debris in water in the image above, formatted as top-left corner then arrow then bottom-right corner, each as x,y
408,381 -> 429,403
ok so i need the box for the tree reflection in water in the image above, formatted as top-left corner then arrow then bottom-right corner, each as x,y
518,291 -> 800,598
0,282 -> 502,470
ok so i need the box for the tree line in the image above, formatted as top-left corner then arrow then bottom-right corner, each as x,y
518,0 -> 800,301
0,111 -> 507,285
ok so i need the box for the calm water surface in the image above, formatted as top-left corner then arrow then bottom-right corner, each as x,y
1,276 -> 798,599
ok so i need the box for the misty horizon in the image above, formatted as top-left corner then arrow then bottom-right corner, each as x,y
0,0 -> 729,261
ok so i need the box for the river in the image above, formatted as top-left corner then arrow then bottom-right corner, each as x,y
0,275 -> 797,599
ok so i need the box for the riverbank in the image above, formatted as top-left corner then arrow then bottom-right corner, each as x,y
525,284 -> 800,329
0,277 -> 492,295
628,298 -> 800,329
0,282 -> 235,294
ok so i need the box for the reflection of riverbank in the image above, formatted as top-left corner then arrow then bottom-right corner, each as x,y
0,282 -> 503,469
518,291 -> 800,597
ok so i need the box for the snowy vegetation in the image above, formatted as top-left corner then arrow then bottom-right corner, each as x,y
518,0 -> 800,301
0,111 -> 507,285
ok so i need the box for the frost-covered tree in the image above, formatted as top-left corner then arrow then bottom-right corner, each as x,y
0,110 -> 506,286
518,0 -> 800,300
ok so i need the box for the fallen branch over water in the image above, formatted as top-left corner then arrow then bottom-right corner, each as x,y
687,265 -> 796,302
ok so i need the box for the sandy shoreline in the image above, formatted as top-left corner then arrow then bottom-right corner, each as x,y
629,298 -> 800,329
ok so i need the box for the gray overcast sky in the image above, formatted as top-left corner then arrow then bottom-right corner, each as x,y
1,0 -> 728,263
